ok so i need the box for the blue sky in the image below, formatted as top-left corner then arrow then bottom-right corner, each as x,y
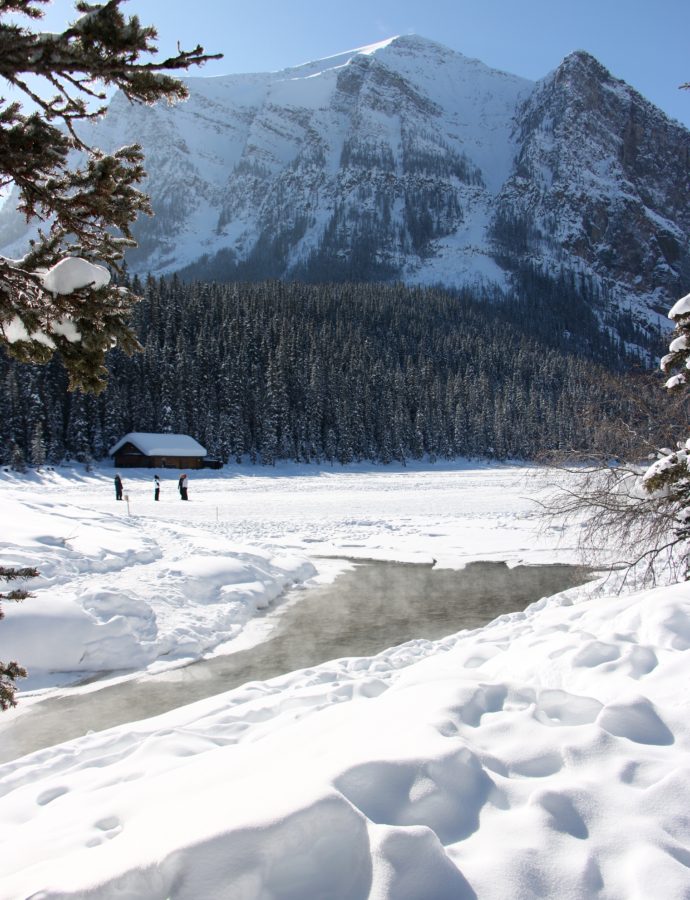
11,0 -> 690,126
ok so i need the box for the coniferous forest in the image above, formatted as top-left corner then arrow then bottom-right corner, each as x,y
0,277 -> 673,469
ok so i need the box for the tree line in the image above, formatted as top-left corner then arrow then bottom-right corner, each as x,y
0,277 -> 674,469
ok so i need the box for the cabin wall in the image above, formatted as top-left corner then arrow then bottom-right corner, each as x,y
113,454 -> 204,469
113,452 -> 149,468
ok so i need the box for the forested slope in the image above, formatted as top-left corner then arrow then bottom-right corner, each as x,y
0,279 -> 670,467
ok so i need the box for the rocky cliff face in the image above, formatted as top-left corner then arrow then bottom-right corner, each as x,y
2,35 -> 689,327
495,50 -> 690,316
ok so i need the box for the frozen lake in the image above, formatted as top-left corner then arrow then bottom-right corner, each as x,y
2,464 -> 687,900
0,558 -> 590,762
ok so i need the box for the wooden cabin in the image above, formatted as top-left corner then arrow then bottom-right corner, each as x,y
109,432 -> 208,469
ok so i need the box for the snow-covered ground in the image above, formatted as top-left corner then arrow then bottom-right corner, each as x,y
1,461 -> 689,899
0,460 -> 578,692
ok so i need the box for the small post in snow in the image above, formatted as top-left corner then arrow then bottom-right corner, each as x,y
125,494 -> 131,517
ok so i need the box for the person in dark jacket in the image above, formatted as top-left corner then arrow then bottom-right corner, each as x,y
154,474 -> 160,501
114,473 -> 123,501
178,473 -> 188,500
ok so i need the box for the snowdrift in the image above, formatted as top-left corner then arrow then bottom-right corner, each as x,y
1,577 -> 689,897
0,464 -> 688,897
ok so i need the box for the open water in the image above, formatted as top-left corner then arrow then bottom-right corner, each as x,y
0,559 -> 591,762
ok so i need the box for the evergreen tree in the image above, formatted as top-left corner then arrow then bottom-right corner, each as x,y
0,277 -> 675,468
9,439 -> 26,471
642,293 -> 690,572
65,391 -> 90,461
0,0 -> 220,392
29,420 -> 46,467
45,391 -> 66,464
0,566 -> 37,710
0,1 -> 219,708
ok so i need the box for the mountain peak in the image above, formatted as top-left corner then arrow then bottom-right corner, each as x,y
562,48 -> 602,66
284,37 -> 399,76
282,34 -> 465,81
376,34 -> 455,54
555,48 -> 614,84
1,34 -> 688,331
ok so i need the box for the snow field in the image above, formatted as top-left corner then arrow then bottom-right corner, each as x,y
0,470 -> 320,688
0,460 -> 580,690
0,461 -> 688,898
0,578 -> 689,897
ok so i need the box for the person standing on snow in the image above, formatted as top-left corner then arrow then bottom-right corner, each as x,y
114,473 -> 123,500
178,473 -> 188,500
154,474 -> 160,501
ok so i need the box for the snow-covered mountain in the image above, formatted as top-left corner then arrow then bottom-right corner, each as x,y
495,50 -> 690,316
3,35 -> 690,323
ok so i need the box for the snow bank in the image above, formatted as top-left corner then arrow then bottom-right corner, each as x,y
2,463 -> 688,898
0,491 -> 315,684
0,576 -> 689,898
0,460 -> 608,688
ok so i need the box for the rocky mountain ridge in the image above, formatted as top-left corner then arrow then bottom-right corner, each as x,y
2,35 -> 689,330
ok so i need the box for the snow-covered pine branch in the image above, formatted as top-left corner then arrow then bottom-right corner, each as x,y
639,291 -> 690,574
0,0 -> 221,392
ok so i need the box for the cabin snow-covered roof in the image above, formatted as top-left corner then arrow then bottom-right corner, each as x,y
109,433 -> 207,457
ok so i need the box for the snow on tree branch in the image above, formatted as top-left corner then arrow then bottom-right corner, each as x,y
640,291 -> 690,575
0,0 -> 222,392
